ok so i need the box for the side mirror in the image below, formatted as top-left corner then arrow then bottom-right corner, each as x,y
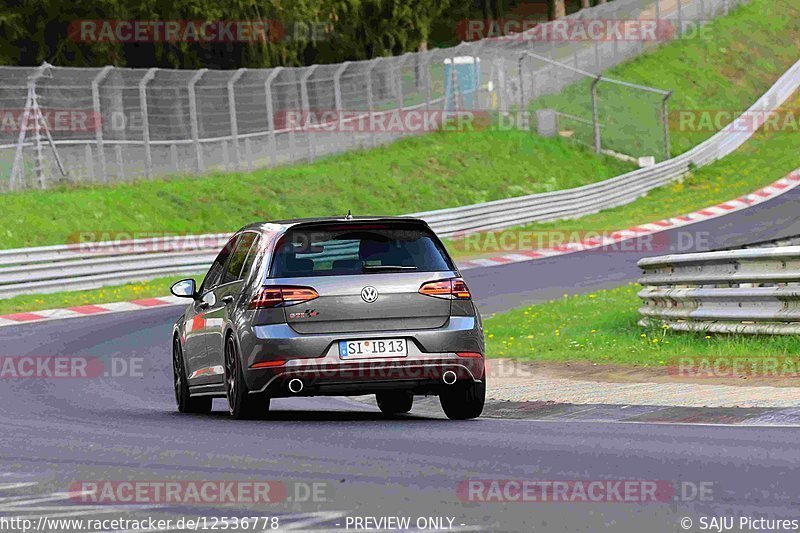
170,279 -> 197,299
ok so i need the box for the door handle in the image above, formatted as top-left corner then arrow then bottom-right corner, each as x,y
222,295 -> 234,304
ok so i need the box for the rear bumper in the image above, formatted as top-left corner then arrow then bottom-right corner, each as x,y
241,316 -> 484,396
251,357 -> 485,398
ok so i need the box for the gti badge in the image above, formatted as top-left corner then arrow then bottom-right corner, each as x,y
361,286 -> 379,303
289,309 -> 319,319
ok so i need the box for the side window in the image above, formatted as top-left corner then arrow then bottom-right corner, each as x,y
200,235 -> 239,293
239,235 -> 262,283
221,232 -> 258,285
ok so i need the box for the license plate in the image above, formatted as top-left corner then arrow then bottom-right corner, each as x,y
338,338 -> 407,359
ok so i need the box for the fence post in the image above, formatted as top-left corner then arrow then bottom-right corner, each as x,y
591,76 -> 602,154
518,53 -> 527,130
662,91 -> 672,161
227,68 -> 247,170
334,61 -> 350,142
85,144 -> 94,181
91,66 -> 112,182
677,0 -> 683,36
264,67 -> 283,166
170,144 -> 178,172
366,58 -> 382,148
115,144 -> 124,180
188,68 -> 207,173
300,65 -> 318,161
496,57 -> 506,113
138,68 -> 157,179
594,40 -> 600,71
471,41 -> 484,109
397,53 -> 412,109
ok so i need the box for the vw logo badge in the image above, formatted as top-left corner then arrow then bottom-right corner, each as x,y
361,286 -> 379,303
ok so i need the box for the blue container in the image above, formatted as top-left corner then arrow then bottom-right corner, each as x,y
444,56 -> 481,110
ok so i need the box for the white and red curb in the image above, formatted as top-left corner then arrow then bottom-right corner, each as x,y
0,296 -> 185,328
458,170 -> 800,269
0,170 -> 798,328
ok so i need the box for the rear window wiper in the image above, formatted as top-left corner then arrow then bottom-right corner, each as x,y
362,265 -> 418,273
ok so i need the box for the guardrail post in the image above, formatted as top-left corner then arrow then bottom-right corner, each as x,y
227,68 -> 247,170
264,67 -> 283,166
366,58 -> 382,148
138,68 -> 157,179
591,76 -> 602,154
188,68 -> 207,173
91,66 -> 112,182
300,65 -> 318,161
662,91 -> 672,160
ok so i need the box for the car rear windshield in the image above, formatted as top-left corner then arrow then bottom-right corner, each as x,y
269,224 -> 455,278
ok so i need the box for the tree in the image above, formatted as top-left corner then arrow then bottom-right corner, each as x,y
550,0 -> 567,19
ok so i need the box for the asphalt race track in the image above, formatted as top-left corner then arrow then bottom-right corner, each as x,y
1,188 -> 799,532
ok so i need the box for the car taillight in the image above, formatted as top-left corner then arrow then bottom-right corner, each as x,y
419,277 -> 472,300
249,286 -> 319,309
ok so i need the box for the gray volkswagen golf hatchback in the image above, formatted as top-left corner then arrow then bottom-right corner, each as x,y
171,216 -> 485,420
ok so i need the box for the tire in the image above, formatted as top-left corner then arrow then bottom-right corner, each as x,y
173,338 -> 212,414
376,391 -> 414,414
439,376 -> 485,420
224,334 -> 270,420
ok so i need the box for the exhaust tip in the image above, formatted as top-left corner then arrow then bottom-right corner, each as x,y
442,370 -> 457,385
288,378 -> 304,394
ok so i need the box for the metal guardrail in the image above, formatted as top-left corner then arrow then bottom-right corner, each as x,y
638,247 -> 800,335
0,234 -> 230,297
3,59 -> 799,299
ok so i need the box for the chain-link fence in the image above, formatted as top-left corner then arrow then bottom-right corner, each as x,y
0,0 -> 745,191
525,52 -> 672,161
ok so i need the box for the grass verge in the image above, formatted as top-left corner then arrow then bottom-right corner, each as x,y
0,274 -> 201,316
0,131 -> 631,249
485,283 -> 800,366
4,1 -> 800,250
447,90 -> 800,261
530,0 -> 800,158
